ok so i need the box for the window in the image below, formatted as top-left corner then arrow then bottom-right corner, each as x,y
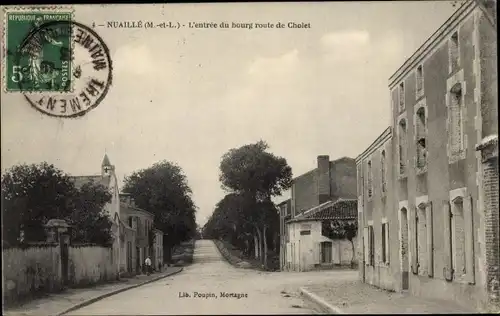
449,31 -> 459,73
415,107 -> 428,171
367,160 -> 373,198
449,83 -> 464,158
398,118 -> 408,176
300,230 -> 311,235
416,65 -> 424,98
381,151 -> 387,193
128,217 -> 133,228
381,222 -> 390,264
399,82 -> 405,112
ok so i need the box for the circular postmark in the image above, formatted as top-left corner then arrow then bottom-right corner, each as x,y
15,20 -> 113,118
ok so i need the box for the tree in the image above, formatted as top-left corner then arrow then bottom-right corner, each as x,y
1,162 -> 113,247
122,160 -> 197,263
219,140 -> 292,268
322,219 -> 358,268
69,182 -> 113,246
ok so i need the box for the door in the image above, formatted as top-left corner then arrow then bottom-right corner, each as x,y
127,242 -> 132,273
60,234 -> 70,286
321,242 -> 332,263
299,230 -> 312,271
136,247 -> 140,273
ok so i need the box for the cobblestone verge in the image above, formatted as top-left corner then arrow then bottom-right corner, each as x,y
303,280 -> 478,314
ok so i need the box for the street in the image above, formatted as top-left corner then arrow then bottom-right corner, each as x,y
66,240 -> 356,315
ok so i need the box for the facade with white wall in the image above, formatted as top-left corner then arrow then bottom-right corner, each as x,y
285,199 -> 358,272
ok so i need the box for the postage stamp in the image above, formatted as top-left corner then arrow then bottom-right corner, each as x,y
5,10 -> 73,92
3,7 -> 113,118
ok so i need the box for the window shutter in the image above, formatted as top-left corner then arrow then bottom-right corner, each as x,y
412,207 -> 419,274
427,201 -> 434,277
465,195 -> 475,284
443,201 -> 453,281
317,242 -> 321,264
369,226 -> 375,266
363,227 -> 369,264
385,224 -> 390,264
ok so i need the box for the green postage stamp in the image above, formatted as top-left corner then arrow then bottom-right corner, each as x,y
4,10 -> 73,92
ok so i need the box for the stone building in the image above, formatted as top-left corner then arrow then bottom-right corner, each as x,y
291,156 -> 357,217
71,154 -> 123,276
277,199 -> 292,271
281,155 -> 358,271
120,193 -> 155,273
356,127 -> 395,289
357,1 -> 498,312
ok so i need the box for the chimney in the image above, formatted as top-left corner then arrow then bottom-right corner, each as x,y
317,155 -> 331,204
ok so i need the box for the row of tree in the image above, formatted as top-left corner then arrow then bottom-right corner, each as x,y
202,141 -> 292,269
122,161 -> 197,262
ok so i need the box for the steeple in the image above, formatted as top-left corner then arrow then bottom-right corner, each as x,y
102,153 -> 111,167
101,154 -> 113,177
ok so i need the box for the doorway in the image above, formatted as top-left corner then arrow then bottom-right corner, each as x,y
321,241 -> 333,264
400,207 -> 409,290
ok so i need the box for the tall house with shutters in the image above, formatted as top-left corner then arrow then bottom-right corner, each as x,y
357,1 -> 498,312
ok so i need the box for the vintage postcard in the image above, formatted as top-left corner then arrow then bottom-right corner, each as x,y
1,1 -> 498,315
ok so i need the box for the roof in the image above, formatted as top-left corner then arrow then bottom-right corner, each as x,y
71,175 -> 110,190
120,202 -> 155,218
287,199 -> 357,223
292,156 -> 355,182
355,127 -> 392,164
388,0 -> 477,88
102,154 -> 111,166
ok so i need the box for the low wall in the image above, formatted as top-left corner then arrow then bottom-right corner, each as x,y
332,237 -> 358,266
2,244 -> 62,305
3,243 -> 117,305
69,245 -> 117,287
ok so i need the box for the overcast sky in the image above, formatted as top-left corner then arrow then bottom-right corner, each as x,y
1,2 -> 458,226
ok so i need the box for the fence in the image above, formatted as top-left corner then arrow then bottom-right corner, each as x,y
2,243 -> 117,305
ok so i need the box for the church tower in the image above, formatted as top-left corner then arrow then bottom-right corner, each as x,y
102,153 -> 115,177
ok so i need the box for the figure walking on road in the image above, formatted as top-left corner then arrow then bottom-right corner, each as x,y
145,256 -> 152,275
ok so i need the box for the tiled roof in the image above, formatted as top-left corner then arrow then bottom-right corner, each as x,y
71,175 -> 110,190
288,199 -> 357,223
